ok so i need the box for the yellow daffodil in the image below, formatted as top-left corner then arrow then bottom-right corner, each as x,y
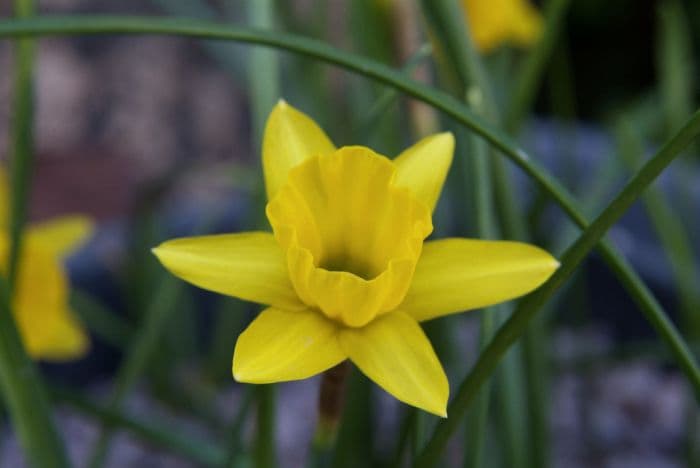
153,101 -> 558,416
0,170 -> 92,361
462,0 -> 543,53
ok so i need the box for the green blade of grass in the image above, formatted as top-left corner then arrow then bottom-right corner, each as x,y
0,12 -> 698,419
51,387 -> 225,466
419,6 -> 499,465
505,0 -> 573,133
657,0 -> 694,136
416,108 -> 700,466
6,0 -> 36,288
615,119 -> 700,468
0,281 -> 70,467
70,291 -> 133,349
0,2 -> 71,466
462,131 -> 498,468
246,2 -> 280,467
223,388 -> 255,468
354,43 -> 432,141
418,2 -> 531,466
87,276 -> 184,468
615,120 -> 700,332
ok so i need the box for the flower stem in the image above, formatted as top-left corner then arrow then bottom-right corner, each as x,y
6,0 -> 36,289
87,276 -> 184,468
224,388 -> 255,468
0,1 -> 71,466
312,361 -> 350,467
51,386 -> 225,466
254,385 -> 276,468
0,282 -> 70,468
315,361 -> 350,446
504,0 -> 572,133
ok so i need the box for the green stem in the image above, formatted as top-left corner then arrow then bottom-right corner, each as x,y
354,43 -> 432,141
0,16 -> 555,173
500,2 -> 574,465
463,129 -> 497,468
87,277 -> 184,467
206,298 -> 248,382
254,385 -> 276,468
504,0 -> 573,133
0,280 -> 70,467
415,108 -> 700,467
656,0 -> 694,136
69,291 -> 133,349
419,2 -> 531,466
615,120 -> 700,333
0,14 -> 698,400
223,388 -> 255,468
615,119 -> 700,468
420,2 -> 500,465
51,387 -> 225,466
0,2 -> 70,466
463,316 -> 493,468
330,369 -> 373,468
521,315 -> 549,468
6,0 -> 36,289
246,4 -> 280,467
391,409 -> 416,468
247,0 -> 279,144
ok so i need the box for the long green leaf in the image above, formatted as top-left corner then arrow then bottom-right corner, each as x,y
0,16 -> 672,236
70,291 -> 133,349
657,0 -> 694,136
420,1 -> 503,464
0,2 -> 70,466
505,0 -> 573,132
0,280 -> 70,467
0,12 -> 698,413
52,387 -> 225,466
415,108 -> 700,466
246,2 -> 280,467
87,277 -> 184,467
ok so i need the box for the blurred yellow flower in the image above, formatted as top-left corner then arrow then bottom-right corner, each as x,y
153,101 -> 558,416
0,170 -> 92,361
462,0 -> 543,52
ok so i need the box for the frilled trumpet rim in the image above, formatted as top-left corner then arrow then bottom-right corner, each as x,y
266,147 -> 432,327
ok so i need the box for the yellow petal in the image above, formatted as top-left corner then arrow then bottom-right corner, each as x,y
152,232 -> 303,310
28,215 -> 94,257
22,307 -> 90,362
462,0 -> 542,52
4,238 -> 89,361
266,147 -> 432,327
402,238 -> 559,322
233,307 -> 345,383
508,0 -> 543,47
340,311 -> 448,416
262,100 -> 336,200
393,132 -> 454,212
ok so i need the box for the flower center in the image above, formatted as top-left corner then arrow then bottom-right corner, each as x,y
320,254 -> 377,281
266,146 -> 432,327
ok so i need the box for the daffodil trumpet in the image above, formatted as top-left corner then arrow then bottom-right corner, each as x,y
153,100 -> 559,417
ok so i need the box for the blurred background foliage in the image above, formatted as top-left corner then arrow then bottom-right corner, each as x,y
0,0 -> 699,467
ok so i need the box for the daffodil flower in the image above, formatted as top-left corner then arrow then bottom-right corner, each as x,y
462,0 -> 543,53
0,171 -> 93,361
153,101 -> 558,416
